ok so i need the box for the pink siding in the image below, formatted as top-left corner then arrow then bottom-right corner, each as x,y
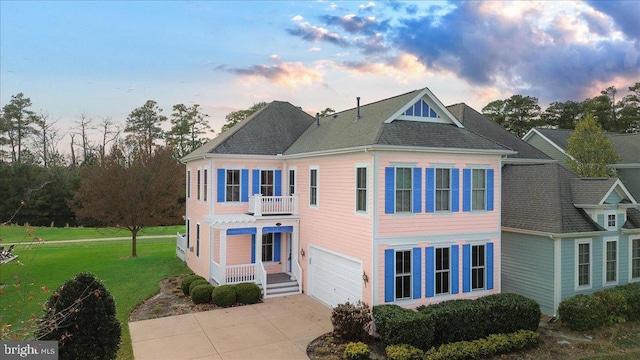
227,234 -> 252,265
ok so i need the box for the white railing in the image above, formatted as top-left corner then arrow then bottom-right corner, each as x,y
176,233 -> 187,261
291,258 -> 302,294
256,261 -> 268,297
226,263 -> 256,284
211,260 -> 222,285
249,195 -> 298,216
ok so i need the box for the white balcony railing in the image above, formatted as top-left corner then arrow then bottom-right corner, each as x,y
225,264 -> 257,284
249,195 -> 298,216
176,233 -> 187,261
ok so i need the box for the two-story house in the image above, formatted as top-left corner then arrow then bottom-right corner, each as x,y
178,87 -> 513,308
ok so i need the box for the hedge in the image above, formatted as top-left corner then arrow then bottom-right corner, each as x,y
423,330 -> 540,360
372,305 -> 434,350
181,274 -> 206,295
191,284 -> 214,304
235,282 -> 262,305
478,293 -> 541,334
212,284 -> 237,307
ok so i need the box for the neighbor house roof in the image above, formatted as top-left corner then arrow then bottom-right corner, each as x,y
502,163 -> 605,234
570,178 -> 618,205
624,208 -> 640,229
284,88 -> 513,155
446,103 -> 552,160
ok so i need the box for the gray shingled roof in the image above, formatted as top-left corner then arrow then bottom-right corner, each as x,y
284,89 -> 512,155
624,208 -> 640,229
533,128 -> 640,164
447,103 -> 552,160
183,101 -> 315,160
502,163 -> 604,234
570,178 -> 618,205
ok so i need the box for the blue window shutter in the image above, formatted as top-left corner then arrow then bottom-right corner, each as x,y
385,167 -> 395,214
217,168 -> 225,202
413,168 -> 422,213
462,244 -> 470,292
451,168 -> 460,212
486,169 -> 494,211
275,170 -> 282,196
384,249 -> 394,302
241,169 -> 249,202
426,168 -> 435,213
252,169 -> 260,195
413,247 -> 422,299
462,169 -> 471,212
274,233 -> 281,262
487,242 -> 494,290
425,246 -> 434,298
451,245 -> 459,294
251,235 -> 256,264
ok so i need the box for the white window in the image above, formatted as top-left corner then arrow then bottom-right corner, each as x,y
262,233 -> 274,262
260,170 -> 274,196
395,250 -> 412,300
472,169 -> 486,211
472,244 -> 485,290
576,239 -> 592,289
197,169 -> 201,200
605,211 -> 617,230
203,169 -> 208,202
310,167 -> 318,206
196,223 -> 200,257
436,168 -> 451,211
356,166 -> 367,212
187,170 -> 191,199
395,167 -> 412,212
604,238 -> 618,285
226,169 -> 241,202
631,237 -> 640,281
289,168 -> 296,195
436,247 -> 450,295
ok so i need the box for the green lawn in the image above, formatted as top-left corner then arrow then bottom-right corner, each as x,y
0,225 -> 185,243
0,237 -> 191,359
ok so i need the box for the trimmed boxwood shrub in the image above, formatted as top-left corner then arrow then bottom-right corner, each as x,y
181,274 -> 206,295
189,279 -> 210,296
423,330 -> 540,360
558,294 -> 607,331
191,284 -> 214,304
418,299 -> 484,346
235,282 -> 262,304
331,301 -> 372,342
212,284 -> 237,307
479,293 -> 541,334
372,304 -> 434,350
343,341 -> 370,360
385,344 -> 424,360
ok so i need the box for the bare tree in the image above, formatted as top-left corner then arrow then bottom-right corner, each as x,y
74,113 -> 95,164
97,116 -> 121,165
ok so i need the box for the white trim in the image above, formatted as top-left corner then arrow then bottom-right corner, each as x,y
502,226 -> 606,239
603,236 -> 619,286
196,222 -> 201,258
630,235 -> 640,283
382,87 -> 465,128
553,236 -> 562,318
604,210 -> 618,231
309,165 -> 319,208
197,167 -> 202,201
186,169 -> 191,199
223,168 -> 244,203
288,166 -> 297,196
394,166 -> 414,213
575,238 -> 592,291
355,163 -> 369,215
599,179 -> 638,205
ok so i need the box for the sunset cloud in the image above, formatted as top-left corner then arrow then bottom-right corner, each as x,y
218,55 -> 324,88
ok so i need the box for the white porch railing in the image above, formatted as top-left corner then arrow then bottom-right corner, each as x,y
249,195 -> 298,216
176,233 -> 187,261
291,258 -> 302,294
226,264 -> 257,284
211,260 -> 222,285
256,261 -> 268,297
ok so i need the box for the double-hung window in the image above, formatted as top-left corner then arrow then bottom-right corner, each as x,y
435,247 -> 450,295
471,244 -> 485,290
226,169 -> 241,202
262,233 -> 274,262
196,223 -> 201,257
605,239 -> 617,284
187,170 -> 191,199
472,169 -> 486,211
261,170 -> 274,196
203,169 -> 208,201
576,239 -> 591,288
435,168 -> 451,211
632,238 -> 640,280
197,170 -> 201,200
356,167 -> 367,212
395,168 -> 412,212
310,167 -> 318,206
289,169 -> 296,195
395,250 -> 412,300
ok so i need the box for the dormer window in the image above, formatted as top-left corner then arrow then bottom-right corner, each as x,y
605,211 -> 617,231
401,99 -> 440,118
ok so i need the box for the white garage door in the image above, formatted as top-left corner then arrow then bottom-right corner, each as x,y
309,246 -> 362,307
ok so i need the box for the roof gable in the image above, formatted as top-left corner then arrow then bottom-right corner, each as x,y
383,87 -> 464,127
572,178 -> 638,206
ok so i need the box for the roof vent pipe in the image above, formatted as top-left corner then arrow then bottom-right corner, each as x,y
316,113 -> 320,127
356,97 -> 361,121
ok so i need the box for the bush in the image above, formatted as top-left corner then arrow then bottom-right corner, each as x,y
372,305 -> 434,350
212,285 -> 237,307
189,279 -> 210,296
558,294 -> 607,331
418,299 -> 484,346
181,274 -> 206,295
595,290 -> 629,324
385,344 -> 424,360
191,284 -> 214,304
331,301 -> 372,342
344,341 -> 370,360
235,282 -> 262,304
36,272 -> 121,360
423,330 -> 540,360
614,282 -> 640,321
479,293 -> 541,334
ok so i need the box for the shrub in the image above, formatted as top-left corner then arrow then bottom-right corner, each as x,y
614,282 -> 640,321
331,301 -> 372,342
423,330 -> 540,360
418,299 -> 484,346
212,285 -> 237,307
235,282 -> 262,304
558,294 -> 607,331
344,342 -> 370,360
479,293 -> 541,334
189,279 -> 210,296
385,344 -> 424,360
36,272 -> 121,360
595,290 -> 629,324
191,284 -> 214,304
372,305 -> 434,350
181,274 -> 206,295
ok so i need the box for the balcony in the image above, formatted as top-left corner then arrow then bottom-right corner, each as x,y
249,195 -> 298,216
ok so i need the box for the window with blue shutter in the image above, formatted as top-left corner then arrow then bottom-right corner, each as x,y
425,246 -> 434,297
462,244 -> 471,292
413,168 -> 422,213
462,169 -> 471,212
413,247 -> 422,299
275,170 -> 282,196
426,168 -> 435,213
241,169 -> 249,202
252,169 -> 260,195
451,169 -> 460,212
251,235 -> 256,263
384,249 -> 394,302
487,242 -> 494,290
451,245 -> 459,294
486,169 -> 494,211
385,167 -> 395,214
217,168 -> 225,202
274,233 -> 281,262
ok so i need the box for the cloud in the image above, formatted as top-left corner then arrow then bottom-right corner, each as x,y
309,46 -> 322,52
586,0 -> 640,41
359,2 -> 375,11
334,53 -> 428,78
287,19 -> 350,47
218,55 -> 324,88
319,14 -> 389,35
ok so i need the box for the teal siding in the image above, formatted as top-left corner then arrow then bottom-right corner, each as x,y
605,191 -> 622,205
526,134 -> 571,168
617,168 -> 640,201
502,231 -> 556,315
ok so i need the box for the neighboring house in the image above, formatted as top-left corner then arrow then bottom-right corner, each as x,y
178,87 -> 514,309
523,128 -> 640,201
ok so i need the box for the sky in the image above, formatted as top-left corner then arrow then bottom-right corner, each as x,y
1,0 -> 639,150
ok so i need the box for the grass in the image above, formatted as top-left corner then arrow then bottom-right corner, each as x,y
0,236 -> 191,359
0,224 -> 185,243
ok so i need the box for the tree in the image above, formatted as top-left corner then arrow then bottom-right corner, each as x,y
97,116 -> 121,165
74,113 -> 96,165
1,93 -> 38,164
618,82 -> 640,133
166,103 -> 212,159
220,102 -> 268,133
72,145 -> 184,257
319,107 -> 336,117
566,114 -> 621,177
36,272 -> 121,360
482,95 -> 541,137
125,100 -> 166,158
540,100 -> 584,129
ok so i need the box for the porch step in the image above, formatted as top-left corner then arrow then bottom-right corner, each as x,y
265,280 -> 300,297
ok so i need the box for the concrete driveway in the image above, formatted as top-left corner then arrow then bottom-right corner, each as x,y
129,294 -> 332,360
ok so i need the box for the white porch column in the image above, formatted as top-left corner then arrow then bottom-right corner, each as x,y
255,226 -> 263,265
220,229 -> 227,269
